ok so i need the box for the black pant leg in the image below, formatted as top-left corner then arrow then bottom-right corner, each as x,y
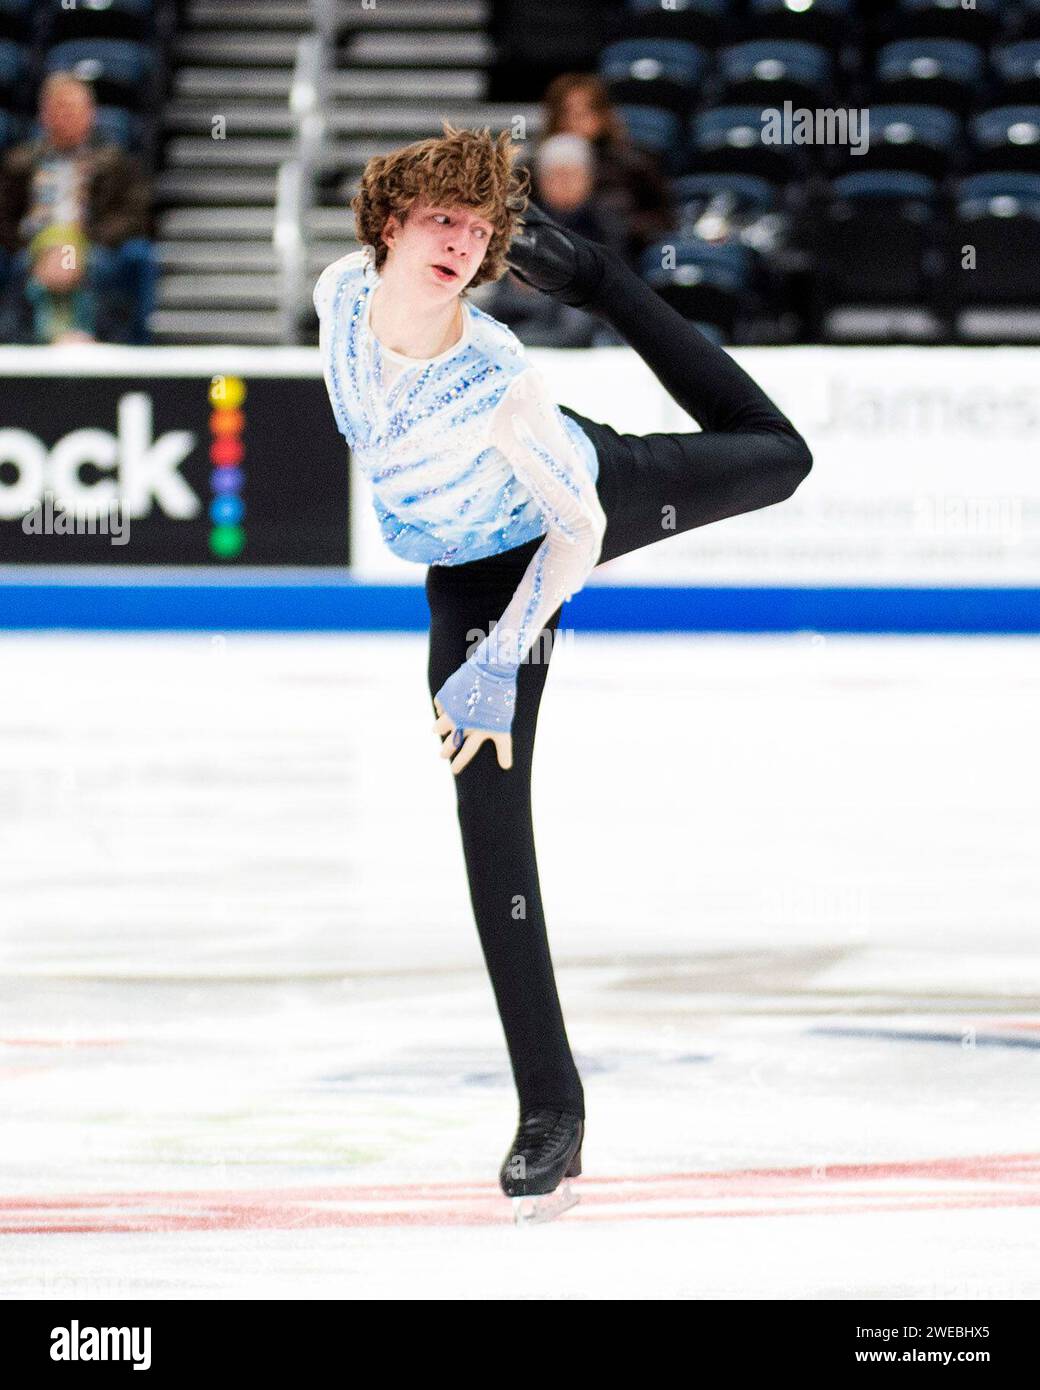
563,402 -> 814,567
425,546 -> 585,1117
558,260 -> 815,568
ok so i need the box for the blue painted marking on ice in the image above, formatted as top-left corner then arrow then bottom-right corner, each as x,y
809,1026 -> 1040,1050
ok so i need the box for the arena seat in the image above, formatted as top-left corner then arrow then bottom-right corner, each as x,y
812,170 -> 945,343
884,0 -> 1002,44
615,103 -> 685,175
745,0 -> 859,47
673,172 -> 778,223
669,175 -> 784,287
44,38 -> 157,110
600,39 -> 710,114
43,0 -> 155,43
621,0 -> 733,47
991,41 -> 1040,106
716,40 -> 834,109
836,104 -> 961,180
874,40 -> 988,116
0,0 -> 32,44
1019,0 -> 1040,40
639,237 -> 756,337
689,104 -> 814,183
949,172 -> 1040,340
0,35 -> 28,110
968,105 -> 1040,172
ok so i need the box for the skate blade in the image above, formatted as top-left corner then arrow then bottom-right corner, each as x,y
511,1181 -> 580,1226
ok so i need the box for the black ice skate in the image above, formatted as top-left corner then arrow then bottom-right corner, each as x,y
499,1107 -> 584,1225
505,200 -> 610,309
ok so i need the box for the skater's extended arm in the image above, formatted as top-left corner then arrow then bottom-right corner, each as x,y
433,367 -> 606,753
486,365 -> 607,634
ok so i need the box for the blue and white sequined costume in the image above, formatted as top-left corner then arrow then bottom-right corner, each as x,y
314,247 -> 607,735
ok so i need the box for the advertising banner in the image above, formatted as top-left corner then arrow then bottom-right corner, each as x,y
0,348 -> 351,567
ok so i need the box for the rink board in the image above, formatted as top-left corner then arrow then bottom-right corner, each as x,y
1,578 -> 1039,632
1,344 -> 1037,631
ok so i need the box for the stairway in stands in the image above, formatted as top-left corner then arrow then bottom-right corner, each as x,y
153,0 -> 308,343
152,0 -> 542,345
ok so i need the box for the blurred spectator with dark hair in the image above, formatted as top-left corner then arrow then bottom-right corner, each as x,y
482,132 -> 627,346
542,73 -> 674,260
0,73 -> 155,344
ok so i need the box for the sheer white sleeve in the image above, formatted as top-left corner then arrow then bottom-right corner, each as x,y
433,369 -> 606,739
431,366 -> 606,734
478,367 -> 606,672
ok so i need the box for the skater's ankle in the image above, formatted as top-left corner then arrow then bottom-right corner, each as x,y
520,1101 -> 585,1120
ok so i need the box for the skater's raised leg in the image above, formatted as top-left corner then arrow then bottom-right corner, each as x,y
508,202 -> 813,564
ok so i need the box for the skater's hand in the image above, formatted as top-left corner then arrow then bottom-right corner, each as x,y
433,698 -> 513,775
435,654 -> 518,729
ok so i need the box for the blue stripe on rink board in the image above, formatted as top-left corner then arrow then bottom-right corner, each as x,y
0,584 -> 1039,632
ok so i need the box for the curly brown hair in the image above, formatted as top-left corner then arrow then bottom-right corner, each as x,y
350,120 -> 531,291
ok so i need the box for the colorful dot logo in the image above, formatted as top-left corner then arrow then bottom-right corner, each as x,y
208,375 -> 246,559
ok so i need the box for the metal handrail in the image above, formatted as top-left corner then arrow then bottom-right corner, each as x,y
274,19 -> 331,343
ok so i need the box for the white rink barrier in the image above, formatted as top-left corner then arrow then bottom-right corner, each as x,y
0,344 -> 1037,632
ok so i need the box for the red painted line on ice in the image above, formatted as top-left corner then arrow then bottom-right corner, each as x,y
0,1153 -> 1036,1233
3,1190 -> 1040,1234
0,1149 -> 1032,1210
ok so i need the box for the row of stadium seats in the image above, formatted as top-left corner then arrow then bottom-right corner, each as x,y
615,0 -> 1040,46
646,169 -> 1040,343
601,37 -> 1040,114
617,101 -> 1040,180
671,166 -> 1040,221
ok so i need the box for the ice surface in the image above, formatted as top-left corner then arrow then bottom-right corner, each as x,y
0,630 -> 1037,1299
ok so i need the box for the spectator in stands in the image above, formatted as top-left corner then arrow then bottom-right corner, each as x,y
542,73 -> 674,261
0,73 -> 154,344
484,133 -> 627,346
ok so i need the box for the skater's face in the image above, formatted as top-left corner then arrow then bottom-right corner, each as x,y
380,200 -> 495,297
